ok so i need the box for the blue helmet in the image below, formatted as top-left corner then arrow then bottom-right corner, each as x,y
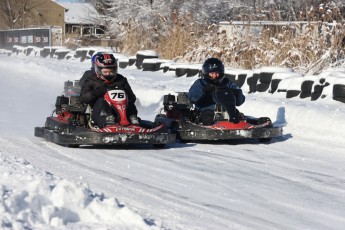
91,52 -> 105,69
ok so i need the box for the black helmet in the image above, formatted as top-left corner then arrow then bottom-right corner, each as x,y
94,53 -> 118,82
201,58 -> 225,83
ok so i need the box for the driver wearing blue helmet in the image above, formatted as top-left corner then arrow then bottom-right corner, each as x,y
187,57 -> 245,125
79,53 -> 139,127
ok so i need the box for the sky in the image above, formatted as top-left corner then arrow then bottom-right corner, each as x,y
1,49 -> 345,229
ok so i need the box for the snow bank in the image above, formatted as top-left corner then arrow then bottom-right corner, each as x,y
0,152 -> 158,230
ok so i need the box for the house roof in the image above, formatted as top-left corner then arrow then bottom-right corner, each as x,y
59,3 -> 99,25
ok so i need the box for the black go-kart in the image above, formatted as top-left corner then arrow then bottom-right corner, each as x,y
155,92 -> 283,143
34,81 -> 176,148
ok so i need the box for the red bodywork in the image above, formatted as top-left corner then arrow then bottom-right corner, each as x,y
104,89 -> 130,126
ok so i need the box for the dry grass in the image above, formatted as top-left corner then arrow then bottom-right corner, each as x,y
116,6 -> 344,74
119,14 -> 205,60
175,21 -> 345,74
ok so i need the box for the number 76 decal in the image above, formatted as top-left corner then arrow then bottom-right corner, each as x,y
108,90 -> 127,101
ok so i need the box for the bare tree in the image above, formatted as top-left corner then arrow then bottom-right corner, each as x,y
0,0 -> 45,29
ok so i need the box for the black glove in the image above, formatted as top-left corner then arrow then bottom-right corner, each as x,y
203,84 -> 216,94
92,84 -> 107,97
233,88 -> 240,97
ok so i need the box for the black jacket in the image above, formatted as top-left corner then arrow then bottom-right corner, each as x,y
79,68 -> 93,88
79,72 -> 136,107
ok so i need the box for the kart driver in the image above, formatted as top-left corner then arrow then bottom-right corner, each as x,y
187,57 -> 245,125
79,53 -> 139,127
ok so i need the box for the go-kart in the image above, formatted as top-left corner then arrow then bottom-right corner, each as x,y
155,92 -> 283,142
34,84 -> 176,148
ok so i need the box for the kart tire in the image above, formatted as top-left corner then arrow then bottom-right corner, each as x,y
236,74 -> 247,88
333,96 -> 345,103
286,90 -> 300,98
301,80 -> 314,93
333,84 -> 345,97
269,79 -> 281,93
259,72 -> 274,84
256,83 -> 270,92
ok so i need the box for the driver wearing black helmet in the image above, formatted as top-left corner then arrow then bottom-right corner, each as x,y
187,57 -> 245,125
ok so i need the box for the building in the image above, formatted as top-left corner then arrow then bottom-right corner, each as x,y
219,21 -> 333,40
0,0 -> 110,48
61,3 -> 104,36
0,0 -> 103,37
0,0 -> 66,33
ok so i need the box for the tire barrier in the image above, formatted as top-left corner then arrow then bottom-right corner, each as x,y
142,59 -> 160,71
333,84 -> 345,103
269,72 -> 303,94
135,50 -> 159,69
300,80 -> 314,98
247,69 -> 260,93
224,68 -> 248,88
2,46 -> 345,104
256,67 -> 294,93
316,72 -> 345,101
286,77 -> 305,98
186,64 -> 202,77
128,57 -> 136,66
118,59 -> 129,69
74,48 -> 88,62
311,84 -> 324,101
54,49 -> 72,60
167,63 -> 190,77
332,77 -> 345,103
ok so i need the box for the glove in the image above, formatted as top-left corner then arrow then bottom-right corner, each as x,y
203,84 -> 216,94
92,84 -> 107,97
233,88 -> 240,97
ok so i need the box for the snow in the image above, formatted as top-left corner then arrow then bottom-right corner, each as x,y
272,72 -> 304,80
1,54 -> 345,230
60,3 -> 99,25
259,66 -> 294,73
137,50 -> 159,57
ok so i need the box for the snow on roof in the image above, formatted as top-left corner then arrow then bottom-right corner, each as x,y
59,3 -> 99,25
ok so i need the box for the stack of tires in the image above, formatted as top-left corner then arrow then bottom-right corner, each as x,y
135,50 -> 159,69
269,72 -> 304,94
332,77 -> 345,103
256,67 -> 294,93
